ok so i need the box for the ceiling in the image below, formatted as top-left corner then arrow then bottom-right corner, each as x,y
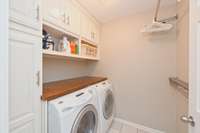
76,0 -> 176,23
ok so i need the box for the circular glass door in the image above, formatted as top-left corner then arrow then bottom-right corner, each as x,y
71,105 -> 98,133
103,89 -> 114,120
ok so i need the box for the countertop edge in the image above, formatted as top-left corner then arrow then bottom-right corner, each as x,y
41,76 -> 107,101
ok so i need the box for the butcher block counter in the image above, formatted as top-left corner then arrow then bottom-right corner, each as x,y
42,76 -> 107,101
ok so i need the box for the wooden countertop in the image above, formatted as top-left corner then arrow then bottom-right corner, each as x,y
42,76 -> 107,101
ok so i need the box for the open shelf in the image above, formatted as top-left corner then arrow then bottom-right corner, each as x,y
43,21 -> 79,39
81,37 -> 98,46
43,22 -> 99,61
43,50 -> 99,61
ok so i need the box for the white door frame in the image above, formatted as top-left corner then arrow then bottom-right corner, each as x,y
0,0 -> 9,133
189,0 -> 200,132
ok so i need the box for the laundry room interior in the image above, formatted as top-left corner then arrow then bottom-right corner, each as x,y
6,0 -> 191,133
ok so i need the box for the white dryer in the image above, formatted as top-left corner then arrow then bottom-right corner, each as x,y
48,86 -> 99,133
94,81 -> 115,133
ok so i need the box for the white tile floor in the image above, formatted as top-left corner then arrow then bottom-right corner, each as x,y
108,121 -> 150,133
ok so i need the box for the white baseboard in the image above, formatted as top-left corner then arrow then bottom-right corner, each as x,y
113,118 -> 165,133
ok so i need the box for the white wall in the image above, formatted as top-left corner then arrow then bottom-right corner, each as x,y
0,0 -> 9,132
175,0 -> 189,132
89,6 -> 177,133
43,58 -> 91,83
176,0 -> 189,82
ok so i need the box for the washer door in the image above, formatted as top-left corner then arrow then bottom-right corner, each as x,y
103,89 -> 114,120
71,105 -> 98,133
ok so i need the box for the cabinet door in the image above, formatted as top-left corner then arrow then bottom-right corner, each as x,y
10,0 -> 41,30
68,3 -> 81,35
95,24 -> 100,44
90,21 -> 97,43
62,0 -> 80,35
89,20 -> 100,44
81,13 -> 91,40
94,23 -> 100,44
9,29 -> 42,133
81,14 -> 100,44
42,0 -> 65,29
61,0 -> 71,32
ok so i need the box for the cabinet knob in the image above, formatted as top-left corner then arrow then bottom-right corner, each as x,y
36,4 -> 40,21
63,13 -> 66,23
67,16 -> 70,25
36,71 -> 40,87
91,32 -> 95,39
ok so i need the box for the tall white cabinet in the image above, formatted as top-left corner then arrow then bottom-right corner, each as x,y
10,0 -> 41,30
9,0 -> 42,133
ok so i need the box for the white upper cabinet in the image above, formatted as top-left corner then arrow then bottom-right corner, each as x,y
90,21 -> 100,44
60,0 -> 71,31
95,24 -> 100,44
42,0 -> 100,44
68,2 -> 81,35
9,0 -> 42,133
43,0 -> 80,35
81,13 -> 91,41
81,13 -> 100,44
62,0 -> 81,35
42,0 -> 65,29
9,30 -> 42,133
10,0 -> 41,30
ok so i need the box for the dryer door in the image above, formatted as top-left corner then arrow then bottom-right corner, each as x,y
71,105 -> 98,133
103,89 -> 114,120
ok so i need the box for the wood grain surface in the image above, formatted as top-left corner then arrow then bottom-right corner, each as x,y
42,76 -> 107,101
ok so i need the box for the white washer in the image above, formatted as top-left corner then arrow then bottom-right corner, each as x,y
48,86 -> 99,133
94,80 -> 115,133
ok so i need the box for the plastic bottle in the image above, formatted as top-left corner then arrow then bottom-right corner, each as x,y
63,37 -> 70,54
